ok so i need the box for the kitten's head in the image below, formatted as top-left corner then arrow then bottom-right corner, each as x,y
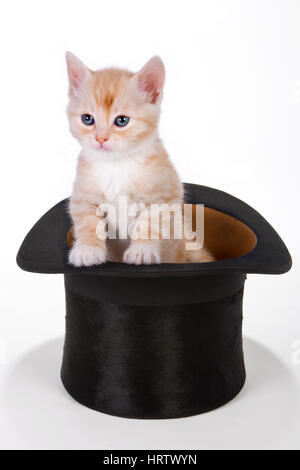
66,52 -> 165,159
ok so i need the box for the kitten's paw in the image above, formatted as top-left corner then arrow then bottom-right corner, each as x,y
69,244 -> 106,267
123,243 -> 161,265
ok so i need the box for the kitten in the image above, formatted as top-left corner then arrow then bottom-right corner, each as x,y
66,52 -> 214,266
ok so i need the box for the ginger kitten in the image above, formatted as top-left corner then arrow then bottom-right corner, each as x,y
66,52 -> 213,266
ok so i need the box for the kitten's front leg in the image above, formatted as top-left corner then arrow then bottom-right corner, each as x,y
69,198 -> 107,267
123,207 -> 161,265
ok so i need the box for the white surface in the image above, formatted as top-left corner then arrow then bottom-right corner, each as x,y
1,0 -> 300,450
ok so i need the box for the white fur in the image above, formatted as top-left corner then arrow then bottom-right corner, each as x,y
69,243 -> 106,267
123,242 -> 160,265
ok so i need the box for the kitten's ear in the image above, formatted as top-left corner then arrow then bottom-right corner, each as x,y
66,51 -> 91,93
135,56 -> 165,104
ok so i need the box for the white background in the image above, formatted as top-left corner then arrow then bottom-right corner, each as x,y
0,0 -> 299,450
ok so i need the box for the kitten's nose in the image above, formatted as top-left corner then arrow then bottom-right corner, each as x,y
96,136 -> 109,144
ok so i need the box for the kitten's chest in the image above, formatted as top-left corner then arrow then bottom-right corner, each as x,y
91,159 -> 145,234
93,158 -> 142,202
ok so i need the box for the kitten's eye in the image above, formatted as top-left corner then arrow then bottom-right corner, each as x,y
81,114 -> 95,126
114,115 -> 130,127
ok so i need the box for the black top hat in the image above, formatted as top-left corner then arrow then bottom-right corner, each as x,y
17,183 -> 292,418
